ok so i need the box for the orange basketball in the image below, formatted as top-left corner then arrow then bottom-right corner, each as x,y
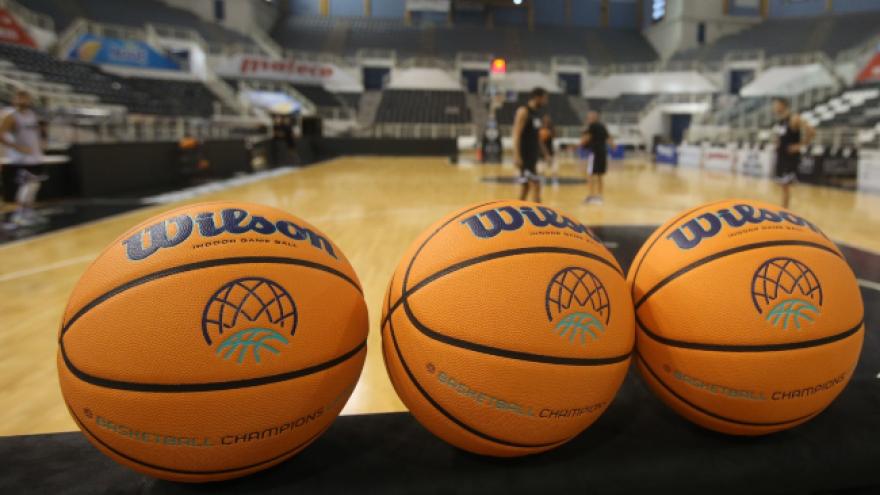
539,128 -> 551,142
381,200 -> 634,456
628,198 -> 864,435
57,202 -> 368,482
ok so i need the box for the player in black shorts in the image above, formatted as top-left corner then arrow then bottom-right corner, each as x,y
539,115 -> 557,182
772,97 -> 814,208
512,87 -> 549,202
581,111 -> 614,204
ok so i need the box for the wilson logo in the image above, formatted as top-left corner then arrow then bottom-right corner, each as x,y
751,257 -> 823,330
545,267 -> 610,345
461,205 -> 599,242
202,278 -> 298,364
666,204 -> 825,250
122,208 -> 336,261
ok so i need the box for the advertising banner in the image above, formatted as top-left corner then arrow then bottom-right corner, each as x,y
735,147 -> 774,177
67,33 -> 181,70
856,52 -> 880,83
213,55 -> 334,83
703,147 -> 736,172
655,143 -> 677,165
858,149 -> 880,192
677,144 -> 703,168
0,8 -> 36,48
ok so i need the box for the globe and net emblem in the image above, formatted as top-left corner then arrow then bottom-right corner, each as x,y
751,257 -> 822,330
545,267 -> 611,346
201,277 -> 298,364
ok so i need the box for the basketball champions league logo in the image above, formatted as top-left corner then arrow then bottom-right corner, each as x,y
201,278 -> 298,364
545,267 -> 611,345
751,257 -> 823,330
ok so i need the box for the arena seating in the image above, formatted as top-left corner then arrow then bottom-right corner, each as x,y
495,93 -> 582,127
674,11 -> 880,61
709,97 -> 771,125
273,16 -> 657,65
374,90 -> 470,124
0,43 -> 221,117
292,84 -> 346,108
803,84 -> 880,128
25,0 -> 252,45
597,94 -> 656,114
336,92 -> 361,110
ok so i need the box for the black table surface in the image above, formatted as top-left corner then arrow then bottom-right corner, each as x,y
1,227 -> 878,494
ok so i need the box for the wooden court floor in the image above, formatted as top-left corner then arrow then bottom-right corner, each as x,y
1,155 -> 878,436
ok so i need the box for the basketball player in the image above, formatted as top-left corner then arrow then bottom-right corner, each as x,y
581,110 -> 614,204
512,87 -> 549,202
539,115 -> 558,182
0,89 -> 45,226
772,97 -> 814,208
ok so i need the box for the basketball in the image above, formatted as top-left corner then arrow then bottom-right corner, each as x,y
381,200 -> 634,456
539,127 -> 551,141
56,202 -> 368,482
629,198 -> 864,435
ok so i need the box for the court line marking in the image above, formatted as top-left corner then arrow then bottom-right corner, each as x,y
859,279 -> 880,292
0,254 -> 96,283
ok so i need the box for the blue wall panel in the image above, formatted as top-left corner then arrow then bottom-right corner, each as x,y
371,0 -> 405,18
493,7 -> 527,27
290,0 -> 321,16
330,0 -> 362,17
534,0 -> 566,26
768,0 -> 826,17
832,0 -> 880,13
729,0 -> 761,16
609,0 -> 638,28
572,0 -> 601,27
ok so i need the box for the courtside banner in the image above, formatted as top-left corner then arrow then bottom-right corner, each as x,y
0,8 -> 36,47
857,149 -> 880,192
704,146 -> 736,172
67,34 -> 181,70
655,144 -> 677,165
677,144 -> 703,168
213,55 -> 335,83
735,147 -> 773,177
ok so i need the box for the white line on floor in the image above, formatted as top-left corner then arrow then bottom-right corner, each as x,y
859,278 -> 880,292
0,254 -> 94,283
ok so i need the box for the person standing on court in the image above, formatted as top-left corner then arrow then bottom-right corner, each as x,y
581,110 -> 614,204
0,89 -> 46,226
539,114 -> 558,183
512,87 -> 548,203
771,97 -> 814,208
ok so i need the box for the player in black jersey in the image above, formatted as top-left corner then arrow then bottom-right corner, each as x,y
772,97 -> 814,208
512,87 -> 549,202
581,111 -> 614,204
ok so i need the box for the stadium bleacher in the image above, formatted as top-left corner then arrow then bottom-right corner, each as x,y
273,16 -> 657,64
0,43 -> 221,117
25,0 -> 252,45
674,11 -> 880,61
495,93 -> 581,127
374,90 -> 470,124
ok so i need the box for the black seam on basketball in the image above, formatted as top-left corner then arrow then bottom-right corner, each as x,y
634,240 -> 843,309
637,317 -> 864,352
629,199 -> 732,301
636,353 -> 821,427
59,256 -> 361,340
67,403 -> 328,475
385,294 -> 567,449
382,246 -> 623,329
61,340 -> 366,392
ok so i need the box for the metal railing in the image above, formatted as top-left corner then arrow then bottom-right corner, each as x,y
398,57 -> 454,70
356,123 -> 473,139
